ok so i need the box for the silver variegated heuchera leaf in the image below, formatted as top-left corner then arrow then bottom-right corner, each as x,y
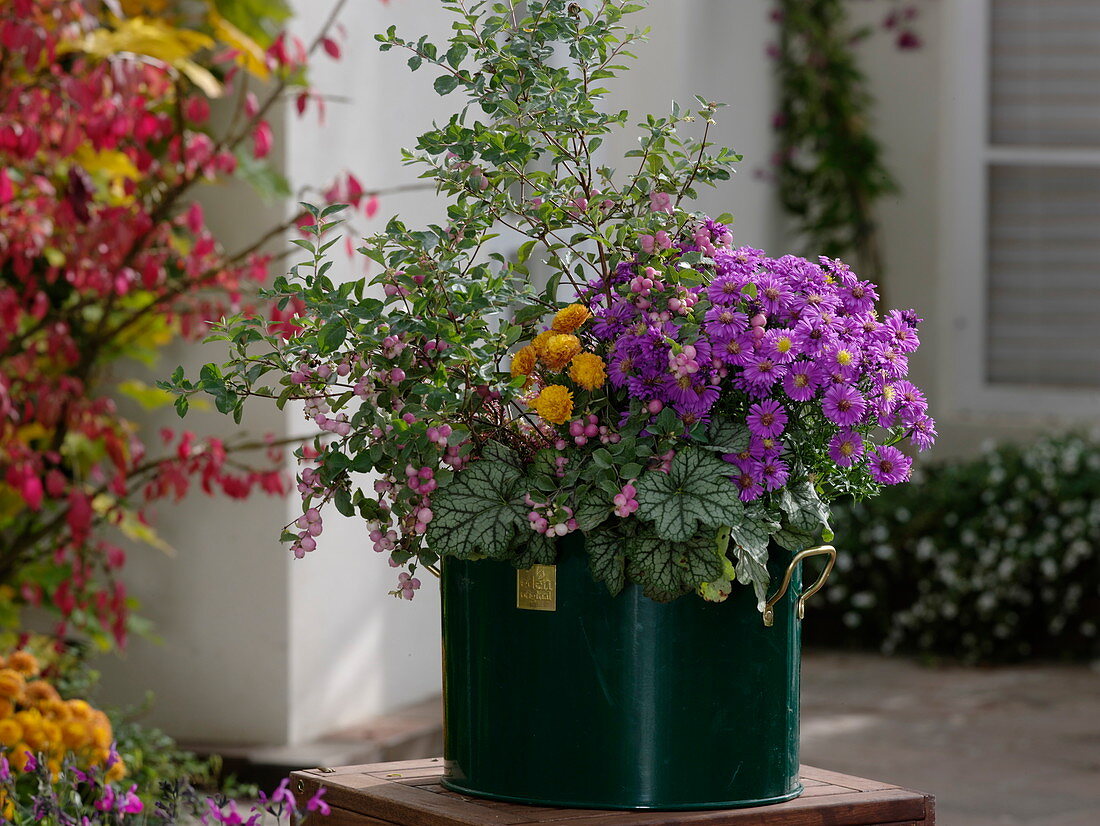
730,519 -> 772,609
586,527 -> 625,596
634,446 -> 744,542
424,444 -> 526,559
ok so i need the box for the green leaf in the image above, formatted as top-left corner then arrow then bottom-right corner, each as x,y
434,74 -> 460,95
511,532 -> 556,568
705,419 -> 750,454
633,446 -> 744,542
699,551 -> 737,603
318,319 -> 347,353
573,495 -> 611,532
777,480 -> 831,537
626,535 -> 687,602
424,444 -> 526,558
678,532 -> 726,586
587,527 -> 625,596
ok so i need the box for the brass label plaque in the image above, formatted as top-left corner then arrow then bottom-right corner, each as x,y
516,564 -> 557,611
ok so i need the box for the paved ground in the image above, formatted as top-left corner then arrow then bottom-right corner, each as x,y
210,651 -> 1100,824
800,651 -> 1100,826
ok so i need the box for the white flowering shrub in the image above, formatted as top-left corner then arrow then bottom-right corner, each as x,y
808,432 -> 1100,662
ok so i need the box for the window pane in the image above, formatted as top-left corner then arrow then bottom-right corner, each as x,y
986,165 -> 1100,387
990,0 -> 1100,146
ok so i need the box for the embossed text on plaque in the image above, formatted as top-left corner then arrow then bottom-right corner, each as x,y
516,564 -> 556,611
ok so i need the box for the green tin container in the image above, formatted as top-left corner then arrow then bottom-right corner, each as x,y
440,533 -> 835,810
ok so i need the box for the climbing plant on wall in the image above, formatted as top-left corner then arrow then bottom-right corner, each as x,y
770,0 -> 926,295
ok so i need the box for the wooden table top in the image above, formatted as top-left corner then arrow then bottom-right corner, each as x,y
292,758 -> 934,826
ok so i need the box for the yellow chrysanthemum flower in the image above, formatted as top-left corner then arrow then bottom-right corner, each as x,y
8,743 -> 32,773
551,303 -> 591,333
15,710 -> 46,750
540,334 -> 582,371
0,699 -> 13,719
40,699 -> 70,722
531,330 -> 556,355
6,651 -> 40,678
0,719 -> 21,747
66,699 -> 93,721
0,670 -> 25,701
509,345 -> 537,379
61,720 -> 90,750
568,353 -> 606,390
531,385 -> 574,425
25,680 -> 60,706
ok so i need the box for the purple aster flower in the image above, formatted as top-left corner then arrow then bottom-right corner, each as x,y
828,429 -> 864,467
717,332 -> 756,367
592,299 -> 638,339
759,456 -> 790,491
716,246 -> 765,277
628,371 -> 672,402
892,380 -> 929,423
826,343 -> 862,379
703,306 -> 749,340
841,279 -> 879,314
760,327 -> 799,363
707,274 -> 744,306
750,434 -> 783,458
608,352 -> 637,388
741,355 -> 787,390
732,462 -> 766,502
868,445 -> 913,485
822,384 -> 867,426
677,407 -> 712,429
722,451 -> 755,472
746,399 -> 788,438
871,384 -> 899,428
908,414 -> 938,451
869,343 -> 909,379
790,287 -> 842,320
667,373 -> 704,408
792,316 -> 835,356
782,360 -> 821,402
755,273 -> 793,315
880,309 -> 921,353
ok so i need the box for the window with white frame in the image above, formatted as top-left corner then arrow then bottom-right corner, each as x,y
943,0 -> 1100,413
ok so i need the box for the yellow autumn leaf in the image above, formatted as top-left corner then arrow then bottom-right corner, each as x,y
116,379 -> 174,410
209,11 -> 270,80
70,17 -> 223,97
15,423 -> 51,445
92,494 -> 175,556
74,144 -> 140,182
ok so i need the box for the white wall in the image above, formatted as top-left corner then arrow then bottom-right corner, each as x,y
602,1 -> 779,249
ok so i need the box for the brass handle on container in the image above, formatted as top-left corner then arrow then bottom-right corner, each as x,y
762,545 -> 837,627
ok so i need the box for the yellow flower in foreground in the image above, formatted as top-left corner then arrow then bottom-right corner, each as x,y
8,743 -> 32,772
509,345 -> 537,378
106,759 -> 127,782
569,353 -> 606,390
540,334 -> 582,371
6,651 -> 40,678
551,303 -> 590,333
0,670 -> 25,701
0,719 -> 21,747
25,680 -> 60,706
532,385 -> 573,424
